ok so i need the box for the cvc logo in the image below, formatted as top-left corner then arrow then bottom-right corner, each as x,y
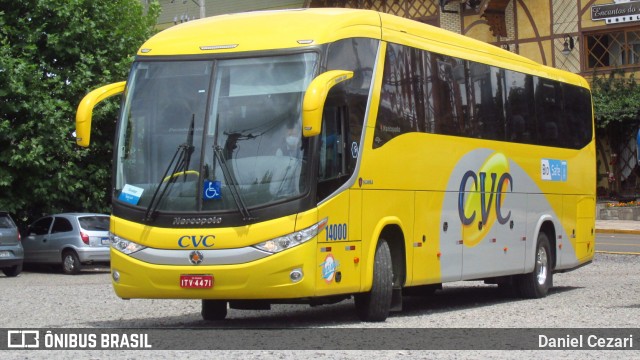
178,235 -> 216,248
457,153 -> 513,247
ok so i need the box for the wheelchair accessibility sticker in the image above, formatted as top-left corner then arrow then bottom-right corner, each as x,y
203,180 -> 222,200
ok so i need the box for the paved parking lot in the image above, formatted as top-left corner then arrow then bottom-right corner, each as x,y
1,253 -> 638,358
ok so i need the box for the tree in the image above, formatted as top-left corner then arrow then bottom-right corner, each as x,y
0,0 -> 160,224
592,71 -> 640,129
591,71 -> 640,198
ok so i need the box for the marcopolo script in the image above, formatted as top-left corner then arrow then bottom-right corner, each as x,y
592,1 -> 640,20
173,216 -> 222,226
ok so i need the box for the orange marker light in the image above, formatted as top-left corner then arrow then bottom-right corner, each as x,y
354,257 -> 360,264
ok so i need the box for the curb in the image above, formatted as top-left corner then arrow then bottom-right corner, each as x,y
595,228 -> 640,235
595,250 -> 640,255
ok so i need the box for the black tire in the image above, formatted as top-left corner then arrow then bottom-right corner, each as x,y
201,300 -> 228,321
516,232 -> 553,298
62,251 -> 82,275
2,264 -> 22,277
354,239 -> 393,322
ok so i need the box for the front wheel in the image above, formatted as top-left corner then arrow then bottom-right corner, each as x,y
201,300 -> 228,321
62,251 -> 82,275
516,232 -> 553,298
354,239 -> 393,322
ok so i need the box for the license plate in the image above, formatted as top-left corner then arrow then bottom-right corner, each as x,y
180,274 -> 213,289
101,238 -> 110,245
0,251 -> 11,258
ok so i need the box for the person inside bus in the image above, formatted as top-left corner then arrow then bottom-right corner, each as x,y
276,120 -> 302,158
270,120 -> 303,197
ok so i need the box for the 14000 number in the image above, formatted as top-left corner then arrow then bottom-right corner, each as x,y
326,223 -> 347,241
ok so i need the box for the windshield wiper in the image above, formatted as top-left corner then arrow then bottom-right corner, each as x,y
213,145 -> 255,221
143,115 -> 195,222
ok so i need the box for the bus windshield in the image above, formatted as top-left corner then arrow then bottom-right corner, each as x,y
115,53 -> 319,214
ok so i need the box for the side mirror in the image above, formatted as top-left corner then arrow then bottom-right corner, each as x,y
75,81 -> 126,147
302,70 -> 353,137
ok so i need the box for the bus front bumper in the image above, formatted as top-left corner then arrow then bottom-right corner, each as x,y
110,241 -> 317,300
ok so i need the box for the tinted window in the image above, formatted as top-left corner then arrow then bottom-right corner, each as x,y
318,38 -> 377,200
30,217 -> 53,236
563,85 -> 593,148
535,79 -> 563,146
504,71 -> 535,143
374,43 -> 422,148
51,218 -> 73,234
469,64 -> 504,140
374,42 -> 592,149
78,216 -> 110,231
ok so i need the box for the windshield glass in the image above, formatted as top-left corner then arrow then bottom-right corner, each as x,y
115,53 -> 318,214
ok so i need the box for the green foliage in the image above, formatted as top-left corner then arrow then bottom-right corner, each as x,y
0,0 -> 160,224
592,71 -> 640,129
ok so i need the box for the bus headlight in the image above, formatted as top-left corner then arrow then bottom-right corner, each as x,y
110,233 -> 146,255
253,218 -> 328,254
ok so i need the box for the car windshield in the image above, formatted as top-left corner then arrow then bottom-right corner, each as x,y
78,216 -> 110,231
115,53 -> 318,214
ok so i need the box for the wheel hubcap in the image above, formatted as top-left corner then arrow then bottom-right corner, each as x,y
536,247 -> 548,286
64,256 -> 75,271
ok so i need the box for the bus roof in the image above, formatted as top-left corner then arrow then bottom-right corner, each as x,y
138,8 -> 381,56
138,8 -> 588,89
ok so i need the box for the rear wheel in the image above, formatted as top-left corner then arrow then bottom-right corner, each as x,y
2,264 -> 22,277
62,251 -> 82,275
517,232 -> 552,298
201,300 -> 228,321
354,239 -> 393,322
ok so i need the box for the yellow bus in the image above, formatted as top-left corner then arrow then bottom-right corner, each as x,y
76,8 -> 595,322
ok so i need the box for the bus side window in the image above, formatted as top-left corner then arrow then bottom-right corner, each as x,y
318,105 -> 348,201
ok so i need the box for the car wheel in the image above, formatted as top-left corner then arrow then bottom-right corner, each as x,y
2,264 -> 22,277
201,300 -> 228,321
62,251 -> 82,275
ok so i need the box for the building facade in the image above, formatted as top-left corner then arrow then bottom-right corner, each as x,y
149,0 -> 306,29
308,0 -> 640,77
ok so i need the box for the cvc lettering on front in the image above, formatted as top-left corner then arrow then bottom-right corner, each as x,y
178,235 -> 215,248
458,170 -> 513,225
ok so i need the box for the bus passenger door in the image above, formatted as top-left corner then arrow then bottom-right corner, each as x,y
315,105 -> 361,296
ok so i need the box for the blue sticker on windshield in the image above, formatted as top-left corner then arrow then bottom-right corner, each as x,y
119,184 -> 144,205
541,159 -> 567,182
203,180 -> 222,200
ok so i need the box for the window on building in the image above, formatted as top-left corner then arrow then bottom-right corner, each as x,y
585,28 -> 640,71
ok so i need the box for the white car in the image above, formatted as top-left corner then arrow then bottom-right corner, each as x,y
22,213 -> 110,274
